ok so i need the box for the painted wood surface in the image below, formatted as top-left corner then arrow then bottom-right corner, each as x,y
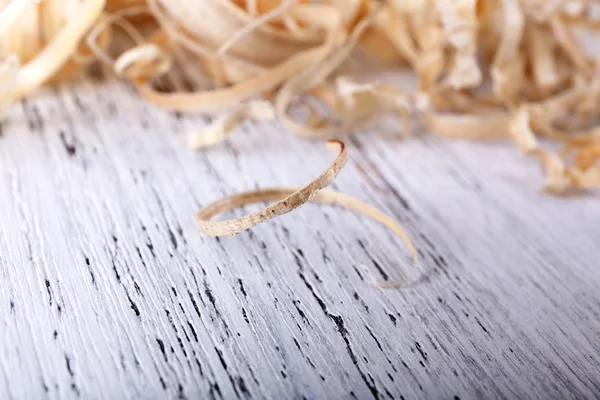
1,72 -> 599,399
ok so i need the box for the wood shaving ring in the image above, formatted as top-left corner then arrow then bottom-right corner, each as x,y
196,140 -> 418,287
197,139 -> 347,236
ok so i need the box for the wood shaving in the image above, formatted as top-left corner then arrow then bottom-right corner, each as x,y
435,0 -> 481,89
188,100 -> 274,149
198,186 -> 418,288
196,140 -> 417,287
135,1 -> 343,113
196,140 -> 347,236
275,4 -> 385,138
1,0 -> 106,100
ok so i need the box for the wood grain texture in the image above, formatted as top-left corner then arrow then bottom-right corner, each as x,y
1,72 -> 599,400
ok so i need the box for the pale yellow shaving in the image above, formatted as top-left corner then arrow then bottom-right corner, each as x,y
197,140 -> 347,236
14,0 -> 106,99
188,100 -> 274,149
198,186 -> 418,288
196,140 -> 418,287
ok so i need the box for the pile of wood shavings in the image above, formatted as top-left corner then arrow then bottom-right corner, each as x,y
2,0 -> 600,285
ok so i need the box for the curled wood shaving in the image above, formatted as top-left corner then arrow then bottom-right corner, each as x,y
275,3 -> 383,138
379,5 -> 416,64
509,105 -> 600,193
197,139 -> 347,236
336,77 -> 412,112
216,0 -> 298,57
333,77 -> 412,132
196,140 -> 417,287
550,15 -> 594,78
525,24 -> 560,91
86,6 -> 149,66
0,0 -> 106,102
490,0 -> 525,104
198,187 -> 418,288
136,2 -> 343,113
113,44 -> 171,80
21,0 -> 105,98
435,0 -> 481,89
188,100 -> 274,149
425,111 -> 511,141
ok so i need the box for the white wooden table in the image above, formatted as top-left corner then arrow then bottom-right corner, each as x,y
1,72 -> 599,400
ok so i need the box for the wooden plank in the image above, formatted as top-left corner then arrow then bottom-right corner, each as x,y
0,76 -> 599,399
